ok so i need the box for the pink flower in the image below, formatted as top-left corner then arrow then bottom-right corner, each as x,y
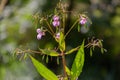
36,28 -> 45,40
52,21 -> 60,27
80,16 -> 87,25
53,15 -> 59,21
52,15 -> 60,27
37,33 -> 42,40
36,28 -> 42,33
56,33 -> 60,39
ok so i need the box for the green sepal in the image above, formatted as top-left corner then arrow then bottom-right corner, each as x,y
42,55 -> 45,60
90,48 -> 93,57
46,55 -> 49,63
23,53 -> 28,60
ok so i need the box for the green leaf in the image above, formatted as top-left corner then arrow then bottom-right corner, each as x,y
71,40 -> 85,80
59,32 -> 65,51
65,66 -> 71,76
65,46 -> 79,55
30,55 -> 58,80
39,49 -> 59,56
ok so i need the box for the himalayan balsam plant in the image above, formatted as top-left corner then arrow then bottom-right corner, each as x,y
15,1 -> 106,80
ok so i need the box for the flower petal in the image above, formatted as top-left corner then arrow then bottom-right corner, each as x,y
37,34 -> 42,40
37,28 -> 42,33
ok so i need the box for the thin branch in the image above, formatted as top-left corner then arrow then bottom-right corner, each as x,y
62,13 -> 66,34
45,29 -> 53,36
64,19 -> 79,38
45,19 -> 55,35
61,51 -> 67,77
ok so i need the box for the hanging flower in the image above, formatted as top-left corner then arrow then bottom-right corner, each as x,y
52,15 -> 60,27
52,21 -> 60,27
37,28 -> 42,33
36,28 -> 45,40
37,33 -> 42,40
53,15 -> 59,21
80,16 -> 87,25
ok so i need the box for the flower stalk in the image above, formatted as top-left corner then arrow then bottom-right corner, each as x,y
45,19 -> 55,35
65,19 -> 79,38
61,51 -> 67,78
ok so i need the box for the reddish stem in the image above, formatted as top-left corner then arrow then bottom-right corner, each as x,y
61,51 -> 67,78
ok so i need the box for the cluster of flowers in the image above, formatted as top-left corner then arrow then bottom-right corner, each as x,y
36,15 -> 87,40
52,15 -> 60,27
53,15 -> 61,39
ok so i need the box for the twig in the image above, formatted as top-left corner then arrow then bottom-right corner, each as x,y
64,19 -> 79,38
45,19 -> 55,35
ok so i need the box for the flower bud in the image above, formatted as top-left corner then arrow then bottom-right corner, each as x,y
56,33 -> 60,39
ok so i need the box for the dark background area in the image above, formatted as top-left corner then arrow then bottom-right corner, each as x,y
0,0 -> 120,80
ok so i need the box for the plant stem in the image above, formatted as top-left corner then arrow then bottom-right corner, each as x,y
65,19 -> 79,38
45,20 -> 54,35
61,51 -> 67,78
46,29 -> 53,36
63,13 -> 66,34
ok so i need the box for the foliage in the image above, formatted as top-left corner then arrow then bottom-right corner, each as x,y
30,55 -> 58,80
2,0 -> 120,80
71,41 -> 84,80
14,1 -> 105,80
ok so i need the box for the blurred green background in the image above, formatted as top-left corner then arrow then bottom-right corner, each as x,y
0,0 -> 120,80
